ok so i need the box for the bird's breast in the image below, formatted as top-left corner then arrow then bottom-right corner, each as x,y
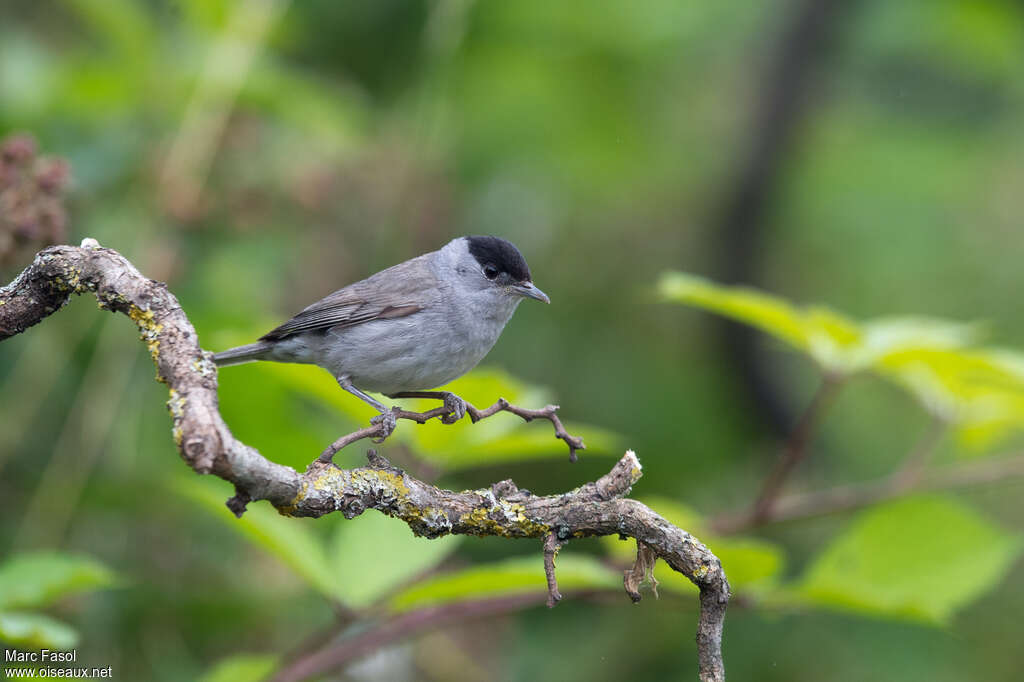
317,297 -> 512,393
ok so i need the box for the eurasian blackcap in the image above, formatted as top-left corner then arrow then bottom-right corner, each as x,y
213,236 -> 549,419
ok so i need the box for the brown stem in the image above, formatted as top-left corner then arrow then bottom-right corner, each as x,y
317,406 -> 451,463
317,394 -> 586,464
891,416 -> 947,488
750,376 -> 842,522
466,397 -> 585,463
713,450 -> 1024,535
270,593 -> 549,682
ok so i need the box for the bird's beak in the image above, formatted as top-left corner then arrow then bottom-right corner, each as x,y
513,282 -> 550,304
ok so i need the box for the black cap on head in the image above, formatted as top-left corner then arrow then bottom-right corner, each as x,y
466,236 -> 532,282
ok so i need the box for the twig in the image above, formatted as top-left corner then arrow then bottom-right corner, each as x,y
891,416 -> 947,488
543,532 -> 563,608
750,376 -> 842,522
270,593 -> 551,682
713,450 -> 1024,535
317,405 -> 450,463
382,391 -> 586,463
0,241 -> 730,682
468,397 -> 585,463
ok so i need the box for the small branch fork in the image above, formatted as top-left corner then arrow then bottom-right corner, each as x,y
0,241 -> 730,682
318,396 -> 585,464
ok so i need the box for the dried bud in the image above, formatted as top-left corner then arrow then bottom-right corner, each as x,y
0,133 -> 71,269
34,158 -> 70,194
1,134 -> 37,165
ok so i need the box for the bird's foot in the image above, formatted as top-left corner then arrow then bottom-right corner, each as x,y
440,391 -> 467,424
371,407 -> 399,442
386,390 -> 468,425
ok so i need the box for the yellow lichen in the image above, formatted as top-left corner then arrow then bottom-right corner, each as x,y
166,389 -> 186,447
166,388 -> 186,418
128,305 -> 163,363
278,479 -> 311,516
458,498 -> 550,538
191,356 -> 217,377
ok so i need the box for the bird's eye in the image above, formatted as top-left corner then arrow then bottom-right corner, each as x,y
483,264 -> 499,280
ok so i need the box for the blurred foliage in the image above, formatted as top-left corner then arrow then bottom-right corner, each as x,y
0,552 -> 116,650
661,272 -> 1024,452
388,555 -> 621,613
795,496 -> 1021,624
2,0 -> 1024,680
663,272 -> 1024,622
659,271 -> 979,377
198,654 -> 279,682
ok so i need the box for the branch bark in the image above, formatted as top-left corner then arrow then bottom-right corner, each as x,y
0,241 -> 730,682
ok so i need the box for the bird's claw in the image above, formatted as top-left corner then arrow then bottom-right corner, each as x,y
441,392 -> 467,424
371,407 -> 399,442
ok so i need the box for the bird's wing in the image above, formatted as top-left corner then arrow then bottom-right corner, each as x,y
259,255 -> 440,341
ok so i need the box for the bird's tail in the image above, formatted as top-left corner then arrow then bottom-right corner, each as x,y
212,341 -> 274,367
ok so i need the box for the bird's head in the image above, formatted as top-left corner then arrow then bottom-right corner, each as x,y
458,235 -> 549,304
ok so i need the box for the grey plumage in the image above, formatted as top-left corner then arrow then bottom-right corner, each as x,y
212,236 -> 548,411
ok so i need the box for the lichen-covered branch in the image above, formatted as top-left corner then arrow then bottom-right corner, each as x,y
0,241 -> 730,682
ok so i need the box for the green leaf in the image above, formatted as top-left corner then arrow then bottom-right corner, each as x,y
198,654 -> 279,682
659,271 -> 813,352
387,555 -> 621,613
329,511 -> 462,608
659,271 -> 976,376
878,347 -> 1024,449
0,553 -> 117,611
0,612 -> 78,650
173,477 -> 340,602
797,495 -> 1022,623
600,496 -> 785,595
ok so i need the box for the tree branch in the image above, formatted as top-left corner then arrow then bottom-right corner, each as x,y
0,241 -> 730,682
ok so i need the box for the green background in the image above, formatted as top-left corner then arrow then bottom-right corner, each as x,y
2,1 -> 1024,680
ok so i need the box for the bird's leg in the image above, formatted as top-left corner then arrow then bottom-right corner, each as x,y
387,390 -> 468,425
336,376 -> 397,438
336,375 -> 388,412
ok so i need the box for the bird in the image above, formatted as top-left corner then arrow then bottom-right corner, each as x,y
212,235 -> 549,428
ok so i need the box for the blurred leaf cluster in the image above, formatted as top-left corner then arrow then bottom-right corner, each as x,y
0,553 -> 116,651
662,272 -> 1024,451
660,272 -> 1024,623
